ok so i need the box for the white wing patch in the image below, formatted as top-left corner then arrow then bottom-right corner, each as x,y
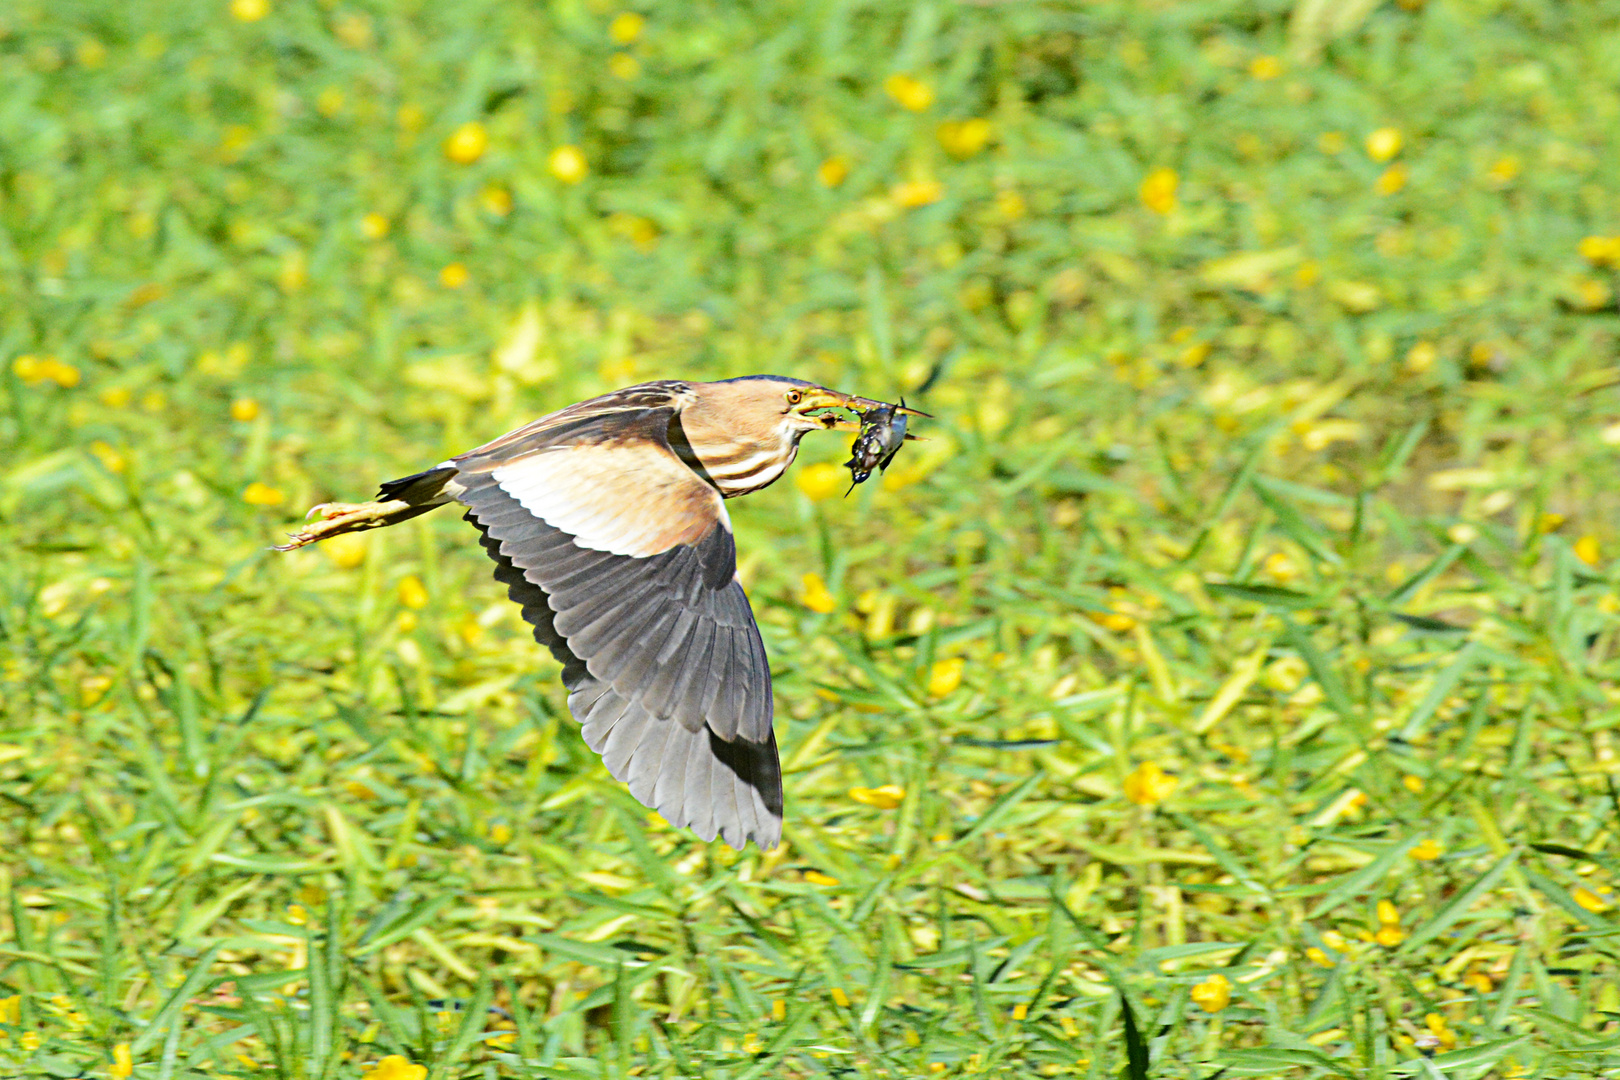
490,444 -> 730,558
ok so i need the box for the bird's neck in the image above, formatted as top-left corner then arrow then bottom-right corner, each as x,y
669,418 -> 799,498
709,434 -> 799,498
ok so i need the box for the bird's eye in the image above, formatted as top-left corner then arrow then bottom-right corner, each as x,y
785,388 -> 803,405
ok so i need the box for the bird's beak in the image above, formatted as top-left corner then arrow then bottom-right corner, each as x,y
794,387 -> 933,431
794,387 -> 864,431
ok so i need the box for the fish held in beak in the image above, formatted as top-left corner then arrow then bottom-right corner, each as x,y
844,398 -> 920,492
794,387 -> 931,432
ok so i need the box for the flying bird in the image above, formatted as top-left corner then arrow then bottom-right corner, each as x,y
277,376 -> 924,850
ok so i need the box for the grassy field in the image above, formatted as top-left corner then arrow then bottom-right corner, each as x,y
5,0 -> 1620,1076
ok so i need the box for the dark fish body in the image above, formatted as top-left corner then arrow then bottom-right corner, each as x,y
844,401 -> 910,489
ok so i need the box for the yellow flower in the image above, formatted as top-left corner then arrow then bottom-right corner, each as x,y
1190,974 -> 1230,1013
40,358 -> 80,387
1123,761 -> 1178,806
1405,341 -> 1438,375
440,262 -> 470,288
892,179 -> 943,208
230,0 -> 270,22
21,1030 -> 40,1050
89,441 -> 126,474
1374,164 -> 1408,195
286,903 -> 308,925
1262,655 -> 1307,693
1326,279 -> 1381,313
363,1056 -> 427,1080
795,462 -> 844,502
1365,127 -> 1402,162
1305,947 -> 1334,968
15,356 -> 80,387
100,386 -> 133,408
829,986 -> 850,1007
1248,55 -> 1282,79
322,532 -> 367,569
316,87 -> 345,117
1091,605 -> 1136,632
333,13 -> 374,49
1486,155 -> 1520,185
608,52 -> 640,79
1578,236 -> 1620,266
1376,899 -> 1400,925
1409,839 -> 1443,861
1320,931 -> 1347,952
1566,277 -> 1613,312
817,156 -> 850,188
772,999 -> 786,1022
397,575 -> 430,610
1573,887 -> 1610,913
1575,534 -> 1602,567
346,775 -> 380,800
849,784 -> 905,809
479,184 -> 513,216
242,481 -> 284,507
80,674 -> 115,706
77,39 -> 109,68
937,118 -> 991,158
1374,925 -> 1405,946
0,995 -> 19,1024
489,822 -> 512,844
1424,1012 -> 1457,1051
804,870 -> 839,887
1139,167 -> 1178,214
230,398 -> 260,422
800,572 -> 837,613
359,212 -> 389,240
927,657 -> 965,698
1262,552 -> 1299,582
608,213 -> 659,250
608,11 -> 644,44
884,73 -> 934,112
443,122 -> 488,165
278,250 -> 308,292
548,145 -> 588,184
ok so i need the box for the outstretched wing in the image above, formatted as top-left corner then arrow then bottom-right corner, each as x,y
450,385 -> 782,849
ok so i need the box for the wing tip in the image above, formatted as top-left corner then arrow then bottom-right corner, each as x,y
598,717 -> 783,851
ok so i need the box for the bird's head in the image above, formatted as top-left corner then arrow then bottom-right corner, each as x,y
702,375 -> 924,441
677,375 -> 927,497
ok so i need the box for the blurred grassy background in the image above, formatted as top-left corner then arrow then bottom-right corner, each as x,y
5,0 -> 1620,1075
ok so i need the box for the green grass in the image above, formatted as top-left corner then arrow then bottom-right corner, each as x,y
5,0 -> 1620,1076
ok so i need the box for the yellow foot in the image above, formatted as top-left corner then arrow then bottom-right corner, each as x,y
272,498 -> 411,551
306,501 -> 365,520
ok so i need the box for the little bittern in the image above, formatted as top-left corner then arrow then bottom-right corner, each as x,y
277,376 -> 925,850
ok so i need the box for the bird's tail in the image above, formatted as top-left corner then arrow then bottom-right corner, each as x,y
376,465 -> 460,505
272,466 -> 461,552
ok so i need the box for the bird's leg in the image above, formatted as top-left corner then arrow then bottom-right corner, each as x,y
272,498 -> 425,551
